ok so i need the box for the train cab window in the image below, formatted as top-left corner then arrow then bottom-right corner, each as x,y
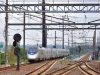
28,48 -> 33,52
28,46 -> 38,53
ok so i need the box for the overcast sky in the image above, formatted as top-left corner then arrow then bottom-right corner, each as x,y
0,0 -> 100,46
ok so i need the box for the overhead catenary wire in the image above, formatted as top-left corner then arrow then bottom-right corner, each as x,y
8,13 -> 65,44
3,0 -> 100,46
2,13 -> 97,44
8,25 -> 55,44
0,16 -> 42,43
8,27 -> 42,42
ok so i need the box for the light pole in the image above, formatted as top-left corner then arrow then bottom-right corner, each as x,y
55,31 -> 56,48
62,15 -> 66,49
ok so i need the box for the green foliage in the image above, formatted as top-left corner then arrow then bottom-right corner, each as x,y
8,46 -> 27,65
0,45 -> 27,65
20,48 -> 27,60
20,59 -> 28,63
9,61 -> 15,66
8,46 -> 17,66
69,46 -> 85,55
0,52 -> 5,64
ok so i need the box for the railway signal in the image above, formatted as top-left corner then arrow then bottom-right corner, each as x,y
14,47 -> 20,56
13,33 -> 21,42
97,46 -> 100,52
13,33 -> 21,70
78,45 -> 81,57
13,41 -> 17,47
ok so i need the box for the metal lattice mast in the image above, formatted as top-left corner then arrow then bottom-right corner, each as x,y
62,16 -> 64,49
5,0 -> 8,66
55,31 -> 56,48
23,12 -> 25,60
42,0 -> 47,47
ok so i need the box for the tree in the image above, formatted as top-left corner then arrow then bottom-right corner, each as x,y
0,52 -> 5,64
8,45 -> 28,66
8,46 -> 17,66
20,48 -> 27,60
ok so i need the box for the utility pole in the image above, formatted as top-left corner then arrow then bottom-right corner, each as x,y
62,16 -> 64,49
93,31 -> 95,59
68,35 -> 69,49
94,25 -> 97,59
55,31 -> 56,48
23,12 -> 25,60
72,30 -> 73,54
95,25 -> 96,52
5,0 -> 8,66
48,31 -> 62,48
93,26 -> 96,60
42,0 -> 47,47
85,36 -> 86,53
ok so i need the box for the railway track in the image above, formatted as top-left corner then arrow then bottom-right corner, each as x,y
0,54 -> 99,75
25,59 -> 58,75
79,62 -> 100,75
60,54 -> 100,75
47,62 -> 82,75
46,54 -> 90,75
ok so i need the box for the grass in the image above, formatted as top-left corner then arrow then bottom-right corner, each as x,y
60,53 -> 85,65
9,61 -> 15,66
8,59 -> 28,66
60,59 -> 72,65
20,59 -> 28,63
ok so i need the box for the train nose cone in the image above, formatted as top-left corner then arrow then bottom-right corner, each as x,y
28,54 -> 38,59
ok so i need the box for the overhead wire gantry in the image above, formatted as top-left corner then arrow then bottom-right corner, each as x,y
3,0 -> 100,65
0,3 -> 100,13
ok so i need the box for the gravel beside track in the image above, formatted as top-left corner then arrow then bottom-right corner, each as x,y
87,60 -> 100,73
0,63 -> 30,72
62,67 -> 85,75
0,61 -> 48,75
46,60 -> 75,74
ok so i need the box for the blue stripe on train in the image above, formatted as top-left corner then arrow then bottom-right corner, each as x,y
28,52 -> 38,55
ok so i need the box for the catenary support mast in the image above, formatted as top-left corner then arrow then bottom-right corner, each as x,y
5,0 -> 8,66
42,0 -> 47,47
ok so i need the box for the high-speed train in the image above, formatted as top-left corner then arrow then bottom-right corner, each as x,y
27,46 -> 70,63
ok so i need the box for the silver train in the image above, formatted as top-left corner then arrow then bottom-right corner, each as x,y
27,46 -> 70,62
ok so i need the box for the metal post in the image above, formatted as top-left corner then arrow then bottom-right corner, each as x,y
93,27 -> 96,60
72,30 -> 73,55
62,17 -> 64,49
93,34 -> 95,59
5,0 -> 8,66
16,55 -> 20,70
42,0 -> 47,47
95,25 -> 96,52
55,31 -> 56,48
94,25 -> 97,59
84,37 -> 86,53
23,12 -> 25,60
68,35 -> 69,49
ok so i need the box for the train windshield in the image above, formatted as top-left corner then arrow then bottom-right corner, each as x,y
28,46 -> 38,55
